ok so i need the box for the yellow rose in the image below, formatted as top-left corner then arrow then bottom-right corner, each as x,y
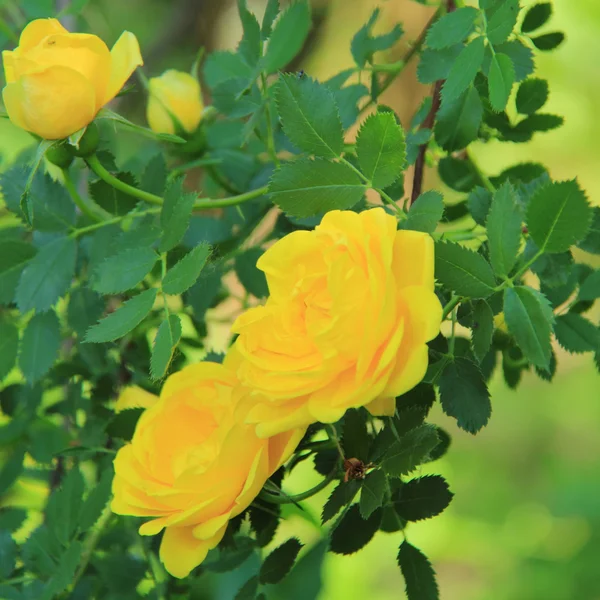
111,360 -> 304,578
2,18 -> 142,140
146,69 -> 203,135
231,208 -> 442,437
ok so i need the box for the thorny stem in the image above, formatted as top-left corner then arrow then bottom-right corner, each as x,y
258,469 -> 338,505
327,425 -> 346,461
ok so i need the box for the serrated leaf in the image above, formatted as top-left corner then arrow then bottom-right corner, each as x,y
262,1 -> 310,73
359,469 -> 387,519
503,286 -> 554,369
159,178 -> 195,252
0,321 -> 18,381
85,288 -> 157,343
401,191 -> 444,233
322,480 -> 360,524
15,236 -> 76,313
516,78 -> 548,115
19,311 -> 61,384
0,531 -> 16,579
106,408 -> 144,440
0,240 -> 36,305
203,51 -> 254,88
488,53 -> 515,112
382,424 -> 439,477
495,39 -> 534,82
531,32 -> 564,51
67,288 -> 105,337
417,45 -> 463,84
351,9 -> 403,68
0,447 -> 25,496
397,541 -> 439,600
141,153 -> 167,195
395,475 -> 453,522
426,7 -> 479,49
235,248 -> 269,298
468,186 -> 493,226
275,74 -> 344,158
434,241 -> 496,298
332,83 -> 369,129
513,113 -> 563,137
439,357 -> 491,433
435,86 -> 482,151
235,576 -> 259,600
162,244 -> 211,295
578,270 -> 600,301
261,0 -> 280,37
486,0 -> 519,44
250,501 -> 280,547
150,315 -> 182,380
237,0 -> 261,65
527,180 -> 591,254
554,314 -> 599,354
92,247 -> 157,294
355,112 -> 405,188
330,504 -> 381,555
441,36 -> 485,106
79,468 -> 113,530
578,208 -> 600,254
471,300 -> 494,362
269,158 -> 365,218
259,538 -> 303,584
41,540 -> 82,600
46,467 -> 85,545
521,2 -> 552,33
89,172 -> 139,216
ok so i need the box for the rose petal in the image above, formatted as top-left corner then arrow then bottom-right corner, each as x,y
392,230 -> 435,291
18,18 -> 67,51
104,31 -> 143,105
364,395 -> 396,417
115,385 -> 159,413
2,51 -> 16,83
2,82 -> 28,130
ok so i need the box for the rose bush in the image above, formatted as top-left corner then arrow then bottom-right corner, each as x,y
231,208 -> 442,437
111,359 -> 305,578
1,18 -> 142,139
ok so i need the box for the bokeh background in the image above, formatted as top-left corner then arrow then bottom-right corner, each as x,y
1,1 -> 599,599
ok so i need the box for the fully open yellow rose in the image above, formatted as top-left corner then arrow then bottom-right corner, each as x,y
2,19 -> 143,139
231,208 -> 442,437
111,360 -> 304,578
146,69 -> 203,135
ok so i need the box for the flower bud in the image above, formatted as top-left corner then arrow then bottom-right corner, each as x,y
67,122 -> 100,157
45,141 -> 73,169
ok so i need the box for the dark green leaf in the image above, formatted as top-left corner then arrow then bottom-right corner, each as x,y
578,270 -> 600,302
438,156 -> 477,192
235,576 -> 259,600
471,300 -> 494,362
259,538 -> 303,584
513,113 -> 563,136
15,236 -> 76,313
359,469 -> 387,519
249,501 -> 280,547
92,247 -> 157,294
531,32 -> 564,51
486,0 -> 519,44
521,3 -> 552,33
417,45 -> 463,84
434,241 -> 496,298
554,314 -> 599,354
526,180 -> 591,254
46,467 -> 85,545
351,9 -> 403,68
0,508 -> 27,533
162,243 -> 211,295
212,78 -> 262,118
0,448 -> 25,495
322,480 -> 360,524
494,40 -> 534,82
426,7 -> 479,49
330,504 -> 382,555
516,78 -> 549,114
150,315 -> 182,380
275,74 -> 344,158
19,311 -> 61,384
85,288 -> 157,343
159,178 -> 196,252
42,541 -> 83,600
79,468 -> 113,530
503,286 -> 554,369
67,288 -> 104,337
141,153 -> 167,195
441,36 -> 485,107
332,83 -> 369,129
488,53 -> 515,112
401,191 -> 444,233
382,424 -> 439,477
0,531 -> 16,579
397,541 -> 439,600
235,248 -> 269,298
435,86 -> 483,151
274,539 -> 327,600
89,172 -> 138,216
577,208 -> 600,254
355,112 -> 406,188
468,186 -> 493,226
342,409 -> 370,461
439,357 -> 491,433
237,0 -> 261,65
395,475 -> 453,521
0,321 -> 18,381
262,1 -> 311,73
269,158 -> 365,218
106,408 -> 145,441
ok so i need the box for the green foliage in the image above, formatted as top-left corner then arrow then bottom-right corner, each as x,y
397,541 -> 439,600
259,538 -> 303,584
329,504 -> 382,555
395,475 -> 453,521
19,312 -> 61,384
162,243 -> 211,295
426,7 -> 479,49
351,8 -> 403,68
401,191 -> 444,233
359,469 -> 387,519
441,37 -> 485,107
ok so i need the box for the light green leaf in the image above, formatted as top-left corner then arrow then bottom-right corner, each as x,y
159,178 -> 196,252
402,191 -> 444,233
516,78 -> 549,115
486,0 -> 520,44
554,313 -> 599,354
96,108 -> 186,144
150,315 -> 182,380
85,288 -> 157,343
503,286 -> 554,369
92,248 -> 157,295
488,53 -> 515,112
203,51 -> 254,89
261,0 -> 280,38
162,244 -> 211,295
494,40 -> 534,82
441,36 -> 485,106
19,311 -> 61,384
359,469 -> 387,520
435,85 -> 482,151
471,300 -> 494,363
578,270 -> 600,301
237,0 -> 262,66
351,9 -> 403,68
269,158 -> 366,218
0,321 -> 19,381
426,7 -> 479,49
417,45 -> 463,84
577,207 -> 600,255
355,112 -> 406,188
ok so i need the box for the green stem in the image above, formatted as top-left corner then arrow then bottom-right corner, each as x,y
442,295 -> 462,320
327,425 -> 346,461
62,168 -> 108,222
261,72 -> 280,167
170,157 -> 223,178
448,307 -> 457,355
258,469 -> 337,505
69,208 -> 160,239
465,149 -> 495,193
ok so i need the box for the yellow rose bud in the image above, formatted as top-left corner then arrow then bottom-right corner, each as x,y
146,69 -> 203,135
2,18 -> 143,140
231,208 -> 443,437
110,359 -> 304,578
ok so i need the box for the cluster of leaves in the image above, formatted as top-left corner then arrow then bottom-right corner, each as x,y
0,1 -> 598,599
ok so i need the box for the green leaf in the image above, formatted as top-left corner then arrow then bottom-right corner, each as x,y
355,112 -> 406,188
427,7 -> 479,49
261,0 -> 280,37
486,0 -> 519,44
0,531 -> 16,579
401,191 -> 444,233
351,9 -> 403,68
92,247 -> 157,294
503,286 -> 554,369
46,467 -> 84,545
468,186 -> 493,226
262,1 -> 310,73
159,183 -> 196,253
41,541 -> 82,600
488,53 -> 515,112
521,3 -> 552,33
67,288 -> 105,337
15,236 -> 76,313
486,181 -> 522,277
89,172 -> 139,216
439,156 -> 478,193
578,207 -> 600,254
439,357 -> 491,433
162,243 -> 211,295
235,248 -> 269,298
435,85 -> 483,151
526,180 -> 591,254
382,424 -> 440,477
0,508 -> 27,533
513,113 -> 563,137
330,504 -> 382,555
259,538 -> 303,584
106,408 -> 144,441
273,539 -> 327,600
237,0 -> 261,65
79,468 -> 113,530
441,36 -> 485,107
0,321 -> 18,382
531,32 -> 564,51
0,447 -> 25,496
269,158 -> 365,218
578,270 -> 600,301
203,51 -> 254,88
19,311 -> 61,384
85,288 -> 157,343
250,501 -> 280,547
495,40 -> 534,82
0,240 -> 36,305
275,74 -> 344,158
471,300 -> 494,362
434,241 -> 496,298
140,153 -> 167,195
359,469 -> 387,519
321,480 -> 360,524
395,475 -> 453,522
516,78 -> 549,114
342,409 -> 370,461
150,315 -> 182,380
417,45 -> 463,84
397,541 -> 439,600
554,314 -> 599,354
235,576 -> 259,600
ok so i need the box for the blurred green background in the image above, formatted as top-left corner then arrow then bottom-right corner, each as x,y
1,1 -> 599,599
